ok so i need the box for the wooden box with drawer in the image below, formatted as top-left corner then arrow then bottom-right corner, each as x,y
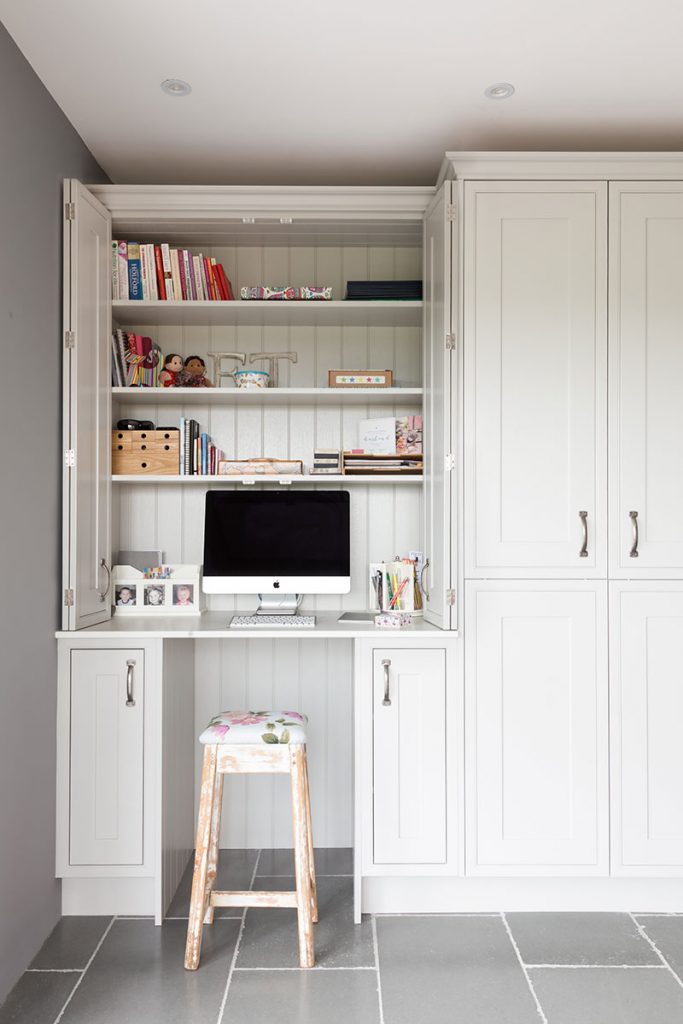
111,429 -> 179,475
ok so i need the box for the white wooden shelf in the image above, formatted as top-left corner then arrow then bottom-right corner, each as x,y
112,474 -> 422,485
112,299 -> 423,327
112,386 -> 422,406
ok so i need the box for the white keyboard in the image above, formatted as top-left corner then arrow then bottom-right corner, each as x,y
230,614 -> 316,628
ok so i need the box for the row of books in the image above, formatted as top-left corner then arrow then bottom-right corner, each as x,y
180,418 -> 223,475
112,241 -> 235,302
111,330 -> 162,388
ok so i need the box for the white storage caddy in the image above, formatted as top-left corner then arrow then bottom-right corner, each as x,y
112,564 -> 204,615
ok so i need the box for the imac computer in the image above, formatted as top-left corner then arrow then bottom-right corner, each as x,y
202,490 -> 350,626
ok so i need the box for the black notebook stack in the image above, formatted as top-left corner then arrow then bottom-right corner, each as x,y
345,280 -> 422,301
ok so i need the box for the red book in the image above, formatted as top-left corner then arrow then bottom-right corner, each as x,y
215,263 -> 232,301
213,264 -> 227,300
154,245 -> 167,300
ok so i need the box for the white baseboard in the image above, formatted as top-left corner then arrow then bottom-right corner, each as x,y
62,878 -> 155,919
362,875 -> 683,914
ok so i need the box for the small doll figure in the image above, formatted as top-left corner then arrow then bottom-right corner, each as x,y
177,355 -> 214,388
160,353 -> 183,387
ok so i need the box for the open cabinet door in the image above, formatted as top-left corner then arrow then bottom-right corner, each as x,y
422,181 -> 455,629
62,180 -> 112,630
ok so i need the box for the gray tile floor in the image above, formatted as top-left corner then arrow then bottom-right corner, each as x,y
3,850 -> 683,1023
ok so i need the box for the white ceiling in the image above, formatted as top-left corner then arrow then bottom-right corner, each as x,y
2,0 -> 683,186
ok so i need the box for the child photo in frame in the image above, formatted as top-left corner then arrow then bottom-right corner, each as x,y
173,583 -> 194,607
115,585 -> 137,607
144,584 -> 165,607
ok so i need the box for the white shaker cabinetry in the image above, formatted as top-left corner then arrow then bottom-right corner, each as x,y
610,583 -> 683,874
464,182 -> 607,578
372,648 -> 447,865
609,184 -> 683,577
61,648 -> 144,867
465,582 -> 608,875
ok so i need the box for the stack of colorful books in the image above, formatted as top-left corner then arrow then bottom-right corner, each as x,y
112,242 -> 235,301
111,329 -> 162,387
179,418 -> 223,475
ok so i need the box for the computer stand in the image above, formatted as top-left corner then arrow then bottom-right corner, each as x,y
255,593 -> 302,616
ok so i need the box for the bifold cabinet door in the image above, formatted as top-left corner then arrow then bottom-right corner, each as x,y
610,585 -> 683,874
69,649 -> 144,865
63,180 -> 112,629
465,583 -> 608,875
609,185 -> 683,576
423,181 -> 455,628
373,648 -> 446,864
464,182 -> 607,577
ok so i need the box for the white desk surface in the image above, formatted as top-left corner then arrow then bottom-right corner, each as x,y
56,612 -> 454,641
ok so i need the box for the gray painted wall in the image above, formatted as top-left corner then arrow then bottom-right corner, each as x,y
0,23 -> 108,1002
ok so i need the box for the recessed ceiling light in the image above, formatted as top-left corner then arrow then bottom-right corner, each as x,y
484,82 -> 515,100
161,78 -> 192,97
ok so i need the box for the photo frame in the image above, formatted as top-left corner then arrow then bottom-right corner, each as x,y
112,564 -> 203,615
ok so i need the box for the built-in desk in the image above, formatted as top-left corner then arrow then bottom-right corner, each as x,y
55,614 -> 459,924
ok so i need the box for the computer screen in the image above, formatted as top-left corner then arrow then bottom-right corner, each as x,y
202,490 -> 351,595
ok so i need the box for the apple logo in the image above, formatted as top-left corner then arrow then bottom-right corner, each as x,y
273,580 -> 280,589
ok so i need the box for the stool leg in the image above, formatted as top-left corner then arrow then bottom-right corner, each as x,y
290,744 -> 315,968
204,772 -> 224,925
303,749 -> 318,924
185,745 -> 218,971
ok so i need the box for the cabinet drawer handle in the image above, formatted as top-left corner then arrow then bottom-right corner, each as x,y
578,511 -> 588,558
382,659 -> 391,706
420,558 -> 430,601
629,510 -> 639,558
126,660 -> 136,707
97,557 -> 111,602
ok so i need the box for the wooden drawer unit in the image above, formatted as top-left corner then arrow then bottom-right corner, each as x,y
112,429 -> 179,475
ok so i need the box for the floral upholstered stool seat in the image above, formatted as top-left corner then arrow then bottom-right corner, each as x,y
185,710 -> 317,972
198,710 -> 308,745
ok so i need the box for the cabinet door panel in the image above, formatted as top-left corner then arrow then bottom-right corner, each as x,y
610,185 -> 683,575
63,180 -> 112,629
610,584 -> 683,873
69,649 -> 144,865
423,182 -> 454,627
465,583 -> 608,875
373,648 -> 446,864
464,183 -> 607,577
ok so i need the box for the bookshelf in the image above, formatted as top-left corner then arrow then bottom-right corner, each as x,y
112,386 -> 423,406
112,299 -> 423,328
112,474 -> 422,485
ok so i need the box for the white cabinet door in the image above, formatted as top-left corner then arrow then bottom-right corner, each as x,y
610,184 -> 683,577
423,182 -> 455,627
373,648 -> 447,864
610,583 -> 683,874
62,180 -> 112,629
464,182 -> 607,577
465,582 -> 608,875
69,649 -> 144,866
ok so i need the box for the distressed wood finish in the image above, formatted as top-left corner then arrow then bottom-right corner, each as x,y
216,745 -> 290,773
184,744 -> 217,970
290,744 -> 315,967
185,739 -> 316,970
209,890 -> 298,908
303,751 -> 318,923
203,772 -> 223,925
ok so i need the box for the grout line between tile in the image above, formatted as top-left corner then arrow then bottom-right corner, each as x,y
373,912 -> 501,918
165,915 -> 244,921
26,969 -> 83,974
52,916 -> 116,1024
526,964 -> 668,970
216,849 -> 262,1024
501,913 -> 549,1024
629,913 -> 683,991
371,916 -> 386,1024
234,965 -> 377,971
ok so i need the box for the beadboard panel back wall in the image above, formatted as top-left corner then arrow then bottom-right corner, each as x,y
195,639 -> 353,848
113,244 -> 422,849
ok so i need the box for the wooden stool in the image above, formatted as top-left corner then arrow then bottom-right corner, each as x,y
184,711 -> 317,970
